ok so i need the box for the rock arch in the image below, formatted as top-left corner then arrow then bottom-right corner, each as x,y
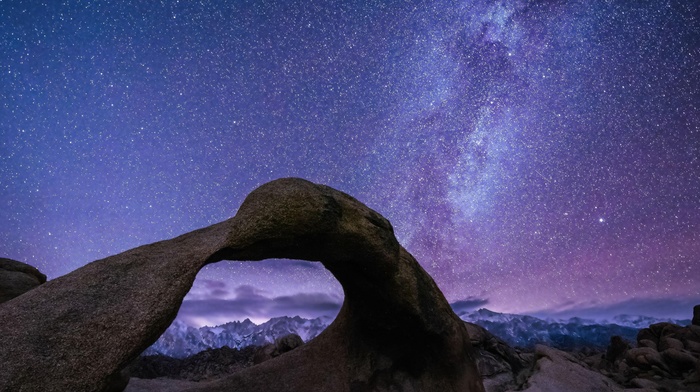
0,178 -> 484,392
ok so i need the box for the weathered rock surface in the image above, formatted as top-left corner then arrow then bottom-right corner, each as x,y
632,316 -> 700,378
123,378 -> 201,392
606,335 -> 630,365
0,257 -> 46,304
591,307 -> 700,391
464,322 -> 530,392
519,345 -> 623,392
253,333 -> 304,365
625,347 -> 667,370
130,345 -> 258,381
0,178 -> 484,392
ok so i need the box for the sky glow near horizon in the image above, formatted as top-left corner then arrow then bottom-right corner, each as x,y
1,0 -> 699,325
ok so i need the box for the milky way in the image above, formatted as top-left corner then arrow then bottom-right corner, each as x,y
1,0 -> 698,324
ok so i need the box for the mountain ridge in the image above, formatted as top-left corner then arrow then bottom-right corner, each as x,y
147,308 -> 691,358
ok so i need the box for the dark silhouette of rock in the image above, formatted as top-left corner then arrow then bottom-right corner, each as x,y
659,336 -> 684,352
594,307 -> 700,391
637,338 -> 657,350
636,328 -> 657,344
605,335 -> 629,365
694,305 -> 700,326
464,322 -> 530,391
630,310 -> 700,380
253,333 -> 304,365
275,333 -> 303,353
130,354 -> 184,380
130,345 -> 258,381
458,306 -> 700,392
0,178 -> 484,392
103,369 -> 130,392
661,348 -> 697,372
625,347 -> 668,370
605,335 -> 630,369
0,257 -> 46,304
253,334 -> 298,365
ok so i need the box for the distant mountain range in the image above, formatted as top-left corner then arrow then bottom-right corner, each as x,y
144,316 -> 331,358
145,309 -> 691,358
457,308 -> 689,351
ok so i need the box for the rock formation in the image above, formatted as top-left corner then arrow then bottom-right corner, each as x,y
580,307 -> 700,391
621,316 -> 700,390
130,345 -> 259,381
464,322 -> 531,391
523,345 -> 625,392
0,178 -> 484,392
252,333 -> 304,365
465,305 -> 700,392
605,336 -> 630,366
0,257 -> 46,304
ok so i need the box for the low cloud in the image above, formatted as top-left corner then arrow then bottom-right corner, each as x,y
533,296 -> 700,321
185,279 -> 233,301
450,297 -> 490,313
177,283 -> 342,327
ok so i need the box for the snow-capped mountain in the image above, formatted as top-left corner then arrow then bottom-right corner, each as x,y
607,314 -> 691,329
144,309 -> 691,358
456,308 -> 690,350
145,315 -> 332,358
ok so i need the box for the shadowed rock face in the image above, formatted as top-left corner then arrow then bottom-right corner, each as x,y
0,178 -> 484,392
0,258 -> 47,304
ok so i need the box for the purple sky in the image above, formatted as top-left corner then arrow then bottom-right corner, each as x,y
2,0 -> 698,326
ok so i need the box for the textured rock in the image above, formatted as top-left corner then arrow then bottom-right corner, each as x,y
684,360 -> 700,386
464,322 -> 530,391
519,345 -> 622,392
637,328 -> 658,345
253,334 -> 304,365
124,378 -> 200,392
130,345 -> 258,381
638,339 -> 657,351
661,348 -> 697,373
625,347 -> 667,371
629,377 -> 658,389
0,257 -> 47,304
606,335 -> 629,364
691,325 -> 700,338
631,309 -> 700,384
686,339 -> 700,354
0,178 -> 484,392
274,333 -> 303,353
658,336 -> 684,352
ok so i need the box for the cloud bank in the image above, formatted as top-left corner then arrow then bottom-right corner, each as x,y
532,296 -> 700,322
178,281 -> 342,327
450,297 -> 490,314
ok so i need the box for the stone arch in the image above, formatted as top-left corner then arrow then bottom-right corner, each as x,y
0,178 -> 484,392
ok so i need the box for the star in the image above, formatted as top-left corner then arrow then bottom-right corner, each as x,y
0,0 -> 698,323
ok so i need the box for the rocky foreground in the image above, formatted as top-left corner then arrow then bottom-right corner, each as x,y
122,307 -> 700,392
465,306 -> 700,392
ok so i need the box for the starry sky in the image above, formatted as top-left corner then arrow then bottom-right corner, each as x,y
2,0 -> 699,326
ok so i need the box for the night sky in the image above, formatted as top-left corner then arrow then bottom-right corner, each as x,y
2,0 -> 699,326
